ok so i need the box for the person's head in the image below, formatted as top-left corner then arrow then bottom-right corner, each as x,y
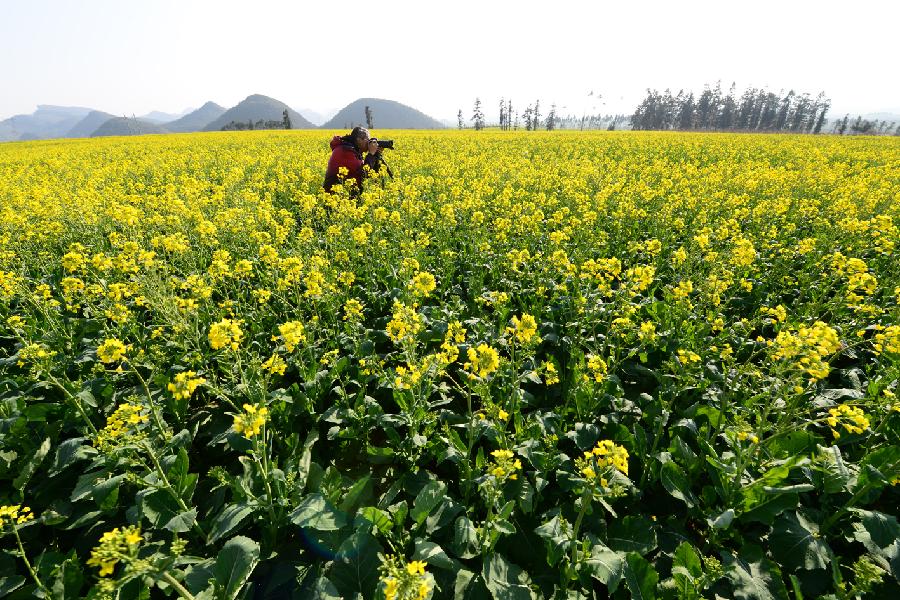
347,126 -> 370,152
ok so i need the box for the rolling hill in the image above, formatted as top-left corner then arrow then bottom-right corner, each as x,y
321,98 -> 445,130
166,101 -> 226,132
202,95 -> 315,131
66,110 -> 116,138
0,105 -> 94,141
91,117 -> 169,137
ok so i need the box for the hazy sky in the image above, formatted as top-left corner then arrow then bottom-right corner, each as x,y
2,0 -> 898,122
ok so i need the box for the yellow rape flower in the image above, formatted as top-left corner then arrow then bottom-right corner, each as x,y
209,319 -> 244,351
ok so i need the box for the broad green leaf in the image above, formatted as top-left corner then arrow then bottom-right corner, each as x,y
482,553 -> 534,600
851,509 -> 900,564
584,544 -> 624,593
661,460 -> 698,508
708,509 -> 734,529
722,548 -> 789,600
413,538 -> 459,570
164,507 -> 198,533
209,503 -> 256,543
288,493 -> 348,531
329,530 -> 381,599
213,536 -> 260,600
50,437 -> 95,475
339,475 -> 372,514
452,515 -> 479,559
411,480 -> 447,525
13,437 -> 50,493
607,515 -> 657,555
739,492 -> 799,525
357,506 -> 393,535
770,511 -> 830,571
623,552 -> 658,600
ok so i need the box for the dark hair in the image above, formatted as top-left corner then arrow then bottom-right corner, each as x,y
346,126 -> 370,143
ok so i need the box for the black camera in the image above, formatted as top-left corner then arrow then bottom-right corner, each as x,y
371,138 -> 394,150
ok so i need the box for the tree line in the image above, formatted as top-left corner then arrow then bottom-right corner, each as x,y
459,87 -> 897,135
222,110 -> 293,131
460,98 -> 621,131
631,83 -> 832,133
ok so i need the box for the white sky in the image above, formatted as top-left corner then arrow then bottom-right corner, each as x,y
2,0 -> 898,122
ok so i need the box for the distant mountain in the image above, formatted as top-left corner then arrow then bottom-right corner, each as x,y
321,98 -> 445,130
139,110 -> 186,124
297,107 -> 337,126
0,105 -> 94,141
202,94 -> 315,131
91,117 -> 169,137
66,110 -> 116,138
166,101 -> 226,133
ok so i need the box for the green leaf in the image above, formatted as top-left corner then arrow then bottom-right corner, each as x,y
584,544 -> 624,593
357,506 -> 393,535
0,575 -> 26,597
770,511 -> 830,571
672,542 -> 703,581
452,515 -> 479,559
855,446 -> 900,492
413,538 -> 459,570
851,509 -> 900,560
739,493 -> 799,526
481,553 -> 534,600
50,437 -> 95,475
164,507 -> 198,533
339,475 -> 371,514
13,437 -> 51,493
623,552 -> 658,600
329,530 -> 381,599
209,503 -> 256,543
607,515 -> 657,555
213,536 -> 260,600
288,493 -> 348,531
411,480 -> 447,525
722,548 -> 789,600
708,509 -> 734,529
661,461 -> 698,508
141,489 -> 181,528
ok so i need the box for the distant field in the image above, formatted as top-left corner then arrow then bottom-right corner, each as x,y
0,131 -> 898,599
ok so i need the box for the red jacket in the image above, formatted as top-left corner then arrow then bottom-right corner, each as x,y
323,135 -> 381,192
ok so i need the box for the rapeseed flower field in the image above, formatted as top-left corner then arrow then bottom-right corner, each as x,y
0,130 -> 898,598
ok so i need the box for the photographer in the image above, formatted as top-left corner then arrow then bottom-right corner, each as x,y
323,126 -> 382,194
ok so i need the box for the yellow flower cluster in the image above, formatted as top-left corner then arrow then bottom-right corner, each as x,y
760,305 -> 788,323
0,504 -> 34,528
586,354 -> 608,382
167,371 -> 206,400
576,439 -> 630,485
274,321 -> 306,352
379,555 -> 430,600
386,302 -> 423,345
826,404 -> 870,438
209,318 -> 244,351
408,271 -> 436,298
873,325 -> 900,356
488,449 -> 522,481
262,354 -> 287,375
97,338 -> 128,363
677,349 -> 701,365
16,342 -> 57,368
509,313 -> 538,345
233,403 -> 269,438
87,526 -> 143,576
771,321 -> 841,380
343,298 -> 364,321
465,344 -> 500,379
94,402 -> 149,452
